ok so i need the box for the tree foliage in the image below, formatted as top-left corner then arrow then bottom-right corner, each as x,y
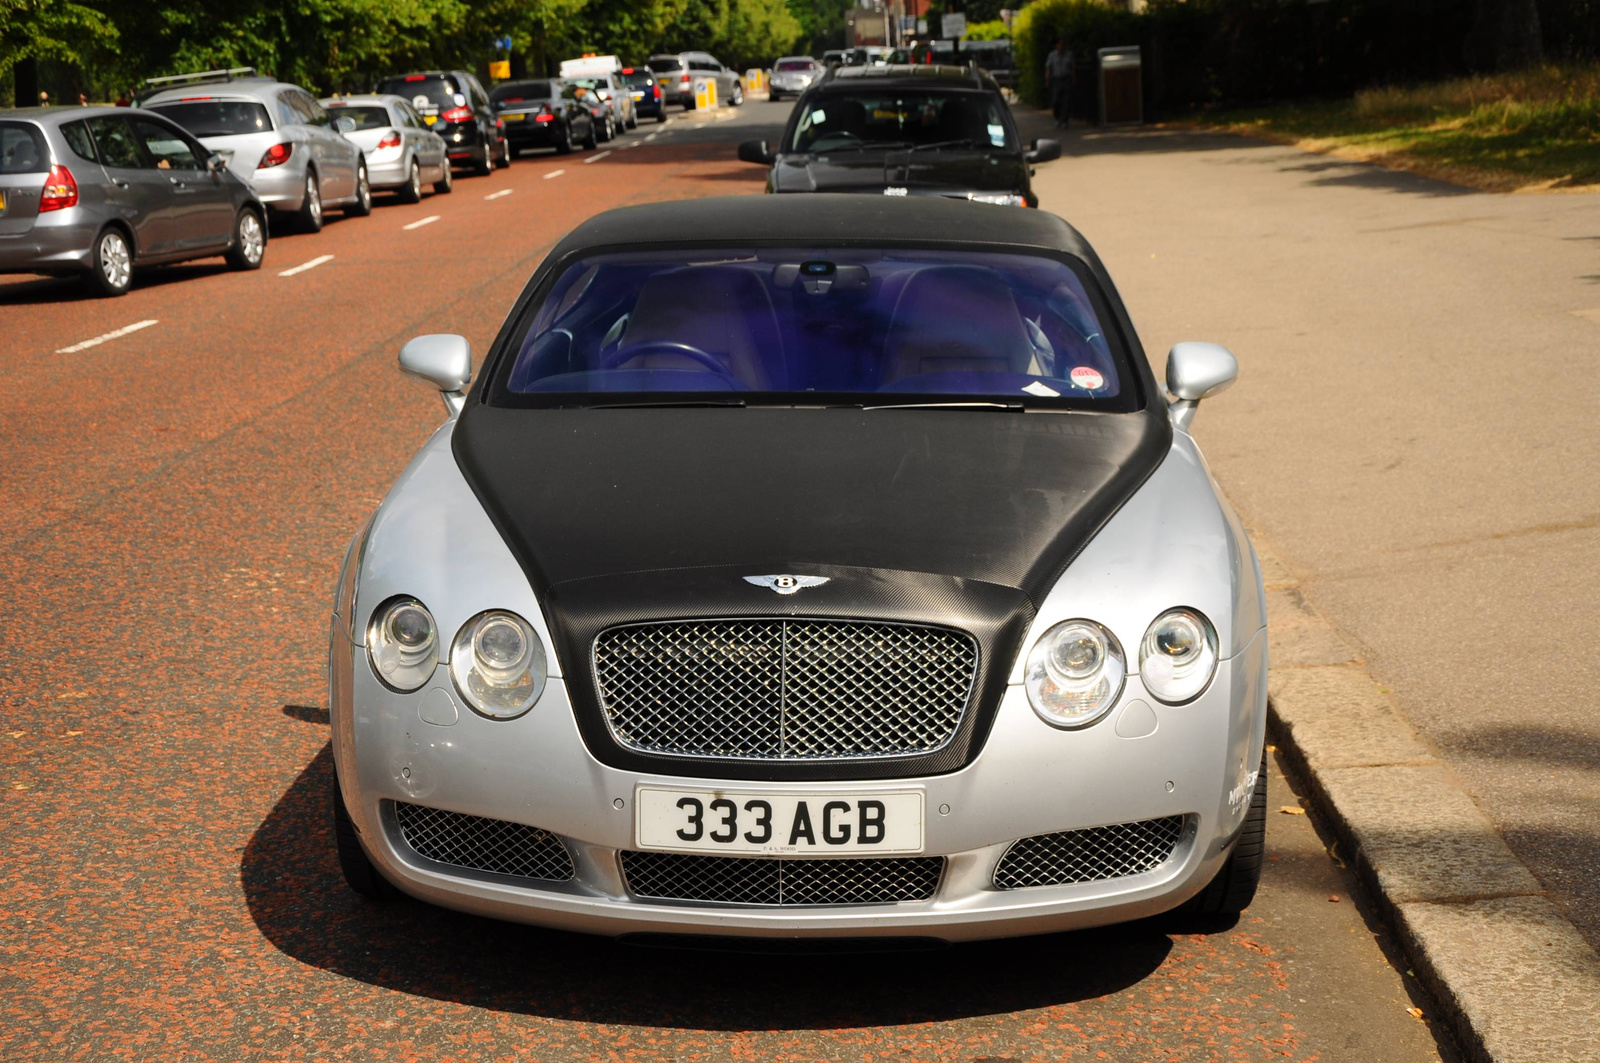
1,0 -> 116,82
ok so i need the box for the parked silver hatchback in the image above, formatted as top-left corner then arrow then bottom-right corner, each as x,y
322,94 -> 450,202
0,106 -> 267,296
142,68 -> 370,233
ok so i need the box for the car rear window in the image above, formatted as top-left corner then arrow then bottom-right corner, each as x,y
146,101 -> 272,137
0,122 -> 49,173
491,81 -> 554,103
325,104 -> 391,129
776,60 -> 817,71
792,91 -> 1015,152
493,247 -> 1133,411
378,76 -> 460,114
620,71 -> 654,87
646,59 -> 684,74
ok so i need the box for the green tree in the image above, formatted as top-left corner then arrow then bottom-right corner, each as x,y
2,0 -> 116,102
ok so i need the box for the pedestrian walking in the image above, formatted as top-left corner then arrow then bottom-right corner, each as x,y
1044,38 -> 1074,128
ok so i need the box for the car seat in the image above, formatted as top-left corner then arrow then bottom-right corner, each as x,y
881,266 -> 1034,383
613,266 -> 787,389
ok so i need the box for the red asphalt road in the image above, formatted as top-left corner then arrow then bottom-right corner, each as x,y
1,113 -> 1452,1062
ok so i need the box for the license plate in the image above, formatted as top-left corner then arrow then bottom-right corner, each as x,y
636,787 -> 924,855
502,112 -> 526,122
0,190 -> 6,212
423,115 -> 437,126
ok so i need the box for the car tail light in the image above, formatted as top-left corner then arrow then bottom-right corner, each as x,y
405,74 -> 426,81
376,131 -> 401,150
440,105 -> 473,123
680,74 -> 691,83
653,85 -> 662,100
258,142 -> 293,168
534,114 -> 554,123
39,164 -> 78,212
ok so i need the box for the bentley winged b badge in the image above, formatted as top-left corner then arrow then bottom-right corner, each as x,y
743,574 -> 831,595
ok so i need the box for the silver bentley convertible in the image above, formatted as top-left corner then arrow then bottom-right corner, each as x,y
328,195 -> 1268,943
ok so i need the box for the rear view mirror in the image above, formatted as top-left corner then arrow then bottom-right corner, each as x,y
737,138 -> 774,165
400,334 -> 473,415
1165,342 -> 1238,429
1026,138 -> 1062,163
206,152 -> 227,173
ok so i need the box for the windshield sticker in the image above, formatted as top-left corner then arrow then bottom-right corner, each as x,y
987,123 -> 1005,146
810,108 -> 826,125
1070,366 -> 1106,390
1022,380 -> 1060,398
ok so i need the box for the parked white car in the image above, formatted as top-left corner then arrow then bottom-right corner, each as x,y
322,94 -> 450,202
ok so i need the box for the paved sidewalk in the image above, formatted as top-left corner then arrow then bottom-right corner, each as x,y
1030,123 -> 1600,949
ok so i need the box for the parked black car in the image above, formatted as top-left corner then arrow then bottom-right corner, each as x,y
491,80 -> 597,156
0,106 -> 266,296
375,70 -> 509,175
619,66 -> 667,123
736,64 -> 1059,207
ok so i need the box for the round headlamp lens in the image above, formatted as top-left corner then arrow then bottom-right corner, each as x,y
1140,608 -> 1218,704
367,597 -> 439,691
451,610 -> 547,718
1025,619 -> 1125,728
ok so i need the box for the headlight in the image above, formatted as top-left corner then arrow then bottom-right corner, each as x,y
367,596 -> 439,692
1140,608 -> 1218,704
450,610 -> 547,718
1024,619 -> 1125,728
967,193 -> 1025,206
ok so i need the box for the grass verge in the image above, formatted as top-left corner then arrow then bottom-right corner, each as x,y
1186,64 -> 1600,193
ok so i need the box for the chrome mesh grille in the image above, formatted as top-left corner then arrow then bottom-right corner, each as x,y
621,851 -> 944,905
392,801 -> 575,882
593,619 -> 976,760
993,815 -> 1188,889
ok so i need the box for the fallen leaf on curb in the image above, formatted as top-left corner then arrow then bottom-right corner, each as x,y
1327,840 -> 1348,870
11,781 -> 34,791
1279,806 -> 1306,815
1265,744 -> 1278,753
1406,1007 -> 1424,1021
63,731 -> 83,737
6,731 -> 23,738
1328,894 -> 1341,903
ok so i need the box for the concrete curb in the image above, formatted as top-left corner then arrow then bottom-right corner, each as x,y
1257,541 -> 1600,1062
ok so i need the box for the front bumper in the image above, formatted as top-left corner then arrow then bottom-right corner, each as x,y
331,621 -> 1267,942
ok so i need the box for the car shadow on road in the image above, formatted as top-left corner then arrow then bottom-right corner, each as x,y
242,744 -> 1178,1028
0,260 -> 235,305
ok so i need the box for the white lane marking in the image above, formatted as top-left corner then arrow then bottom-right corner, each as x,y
543,169 -> 565,179
484,189 -> 513,200
584,151 -> 612,164
402,215 -> 440,231
277,254 -> 334,277
645,133 -> 659,140
621,141 -> 641,149
55,319 -> 158,355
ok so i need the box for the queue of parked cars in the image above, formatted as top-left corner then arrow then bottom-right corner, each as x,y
0,56 -> 692,297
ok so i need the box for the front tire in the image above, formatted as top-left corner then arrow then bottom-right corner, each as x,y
344,163 -> 372,217
83,226 -> 133,297
473,142 -> 492,176
1178,750 -> 1268,918
495,137 -> 511,168
296,171 -> 324,233
333,773 -> 400,901
556,122 -> 574,155
398,159 -> 423,204
224,208 -> 265,271
432,160 -> 452,194
731,83 -> 744,106
582,119 -> 598,150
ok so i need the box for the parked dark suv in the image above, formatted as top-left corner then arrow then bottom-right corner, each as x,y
375,70 -> 508,175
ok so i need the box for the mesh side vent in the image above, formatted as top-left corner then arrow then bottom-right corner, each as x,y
621,850 -> 943,905
393,801 -> 575,882
993,815 -> 1188,889
593,619 -> 976,760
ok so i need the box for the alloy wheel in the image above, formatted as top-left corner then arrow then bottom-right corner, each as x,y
307,176 -> 322,224
99,231 -> 131,289
239,212 -> 264,264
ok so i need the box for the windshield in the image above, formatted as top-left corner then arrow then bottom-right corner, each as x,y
790,91 -> 1015,152
620,71 -> 654,87
325,105 -> 390,129
146,101 -> 272,137
377,76 -> 460,115
776,60 -> 818,72
493,247 -> 1131,410
492,81 -> 554,103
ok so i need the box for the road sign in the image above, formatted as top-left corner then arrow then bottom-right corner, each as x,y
941,12 -> 967,38
488,60 -> 510,80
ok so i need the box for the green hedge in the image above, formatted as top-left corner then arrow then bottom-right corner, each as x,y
1013,0 -> 1595,119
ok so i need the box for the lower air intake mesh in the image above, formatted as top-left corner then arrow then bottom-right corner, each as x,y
621,850 -> 943,905
392,801 -> 575,882
992,815 -> 1188,889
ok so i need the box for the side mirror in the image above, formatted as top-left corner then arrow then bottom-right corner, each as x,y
1026,138 -> 1062,163
399,334 -> 473,415
206,152 -> 227,173
1165,342 -> 1238,429
333,116 -> 357,134
737,138 -> 774,165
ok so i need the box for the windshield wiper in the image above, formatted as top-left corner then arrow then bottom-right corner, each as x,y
582,399 -> 747,409
815,141 -> 914,153
907,138 -> 992,153
860,400 -> 1025,411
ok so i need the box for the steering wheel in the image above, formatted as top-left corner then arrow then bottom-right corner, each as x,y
601,340 -> 728,376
